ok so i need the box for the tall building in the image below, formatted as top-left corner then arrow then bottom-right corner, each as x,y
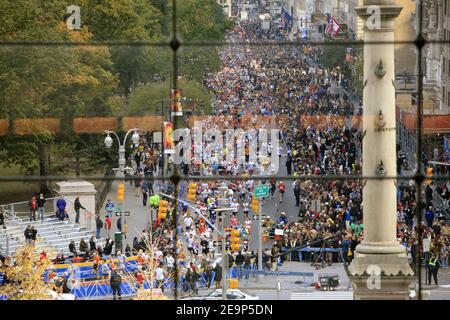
437,0 -> 450,114
419,0 -> 448,114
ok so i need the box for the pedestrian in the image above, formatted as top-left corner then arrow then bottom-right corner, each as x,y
24,225 -> 33,246
0,209 -> 6,229
191,267 -> 200,295
89,236 -> 96,252
74,197 -> 85,224
117,217 -> 122,232
105,215 -> 112,238
184,268 -> 192,293
56,197 -> 67,221
155,263 -> 166,292
142,182 -> 148,206
293,181 -> 300,207
31,226 -> 37,246
79,238 -> 88,256
95,215 -> 103,239
425,206 -> 435,228
105,199 -> 114,218
37,193 -> 46,221
125,244 -> 132,257
134,171 -> 141,197
69,240 -> 77,257
243,253 -> 252,279
165,253 -> 174,275
427,252 -> 440,286
28,196 -> 37,221
204,264 -> 213,289
213,263 -> 222,288
93,252 -> 100,279
110,268 -> 122,300
286,156 -> 292,175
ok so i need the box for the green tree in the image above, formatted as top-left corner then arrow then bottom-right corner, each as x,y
127,79 -> 211,116
176,0 -> 233,42
317,43 -> 346,69
0,4 -> 120,191
79,0 -> 162,41
178,47 -> 221,83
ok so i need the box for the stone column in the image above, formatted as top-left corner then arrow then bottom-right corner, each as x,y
347,0 -> 414,299
55,180 -> 97,231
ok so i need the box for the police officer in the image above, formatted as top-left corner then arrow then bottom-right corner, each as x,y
110,268 -> 122,300
427,253 -> 440,286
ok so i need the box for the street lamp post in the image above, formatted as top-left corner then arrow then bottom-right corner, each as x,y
217,181 -> 230,301
104,128 -> 140,253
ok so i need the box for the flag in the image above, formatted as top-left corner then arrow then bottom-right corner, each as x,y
280,7 -> 293,29
330,16 -> 341,37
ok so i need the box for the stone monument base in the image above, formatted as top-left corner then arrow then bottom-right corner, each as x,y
347,252 -> 415,300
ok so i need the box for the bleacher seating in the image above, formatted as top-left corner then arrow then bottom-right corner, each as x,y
0,213 -> 100,258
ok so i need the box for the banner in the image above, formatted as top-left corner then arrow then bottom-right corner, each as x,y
171,88 -> 182,116
163,121 -> 175,154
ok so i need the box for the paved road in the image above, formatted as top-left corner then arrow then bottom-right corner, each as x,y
103,176 -> 164,247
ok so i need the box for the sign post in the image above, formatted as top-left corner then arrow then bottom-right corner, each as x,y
254,184 -> 269,282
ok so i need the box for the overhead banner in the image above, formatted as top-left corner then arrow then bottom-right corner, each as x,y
171,88 -> 183,116
163,121 -> 175,154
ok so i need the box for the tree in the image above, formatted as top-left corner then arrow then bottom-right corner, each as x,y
178,47 -> 221,84
53,134 -> 116,177
121,230 -> 172,300
127,79 -> 212,116
0,245 -> 58,300
78,0 -> 166,96
111,46 -> 171,96
0,26 -> 120,192
317,45 -> 346,69
175,0 -> 233,42
79,0 -> 162,41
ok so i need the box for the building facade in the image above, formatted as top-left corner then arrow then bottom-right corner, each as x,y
419,0 -> 450,114
439,0 -> 450,113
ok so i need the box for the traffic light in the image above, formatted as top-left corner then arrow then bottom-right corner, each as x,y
187,182 -> 197,201
251,197 -> 259,213
117,183 -> 125,202
231,228 -> 240,252
426,167 -> 433,185
158,200 -> 169,220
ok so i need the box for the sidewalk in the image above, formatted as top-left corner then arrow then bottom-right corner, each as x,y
239,262 -> 351,291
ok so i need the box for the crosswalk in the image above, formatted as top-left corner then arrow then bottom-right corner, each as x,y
290,291 -> 353,300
